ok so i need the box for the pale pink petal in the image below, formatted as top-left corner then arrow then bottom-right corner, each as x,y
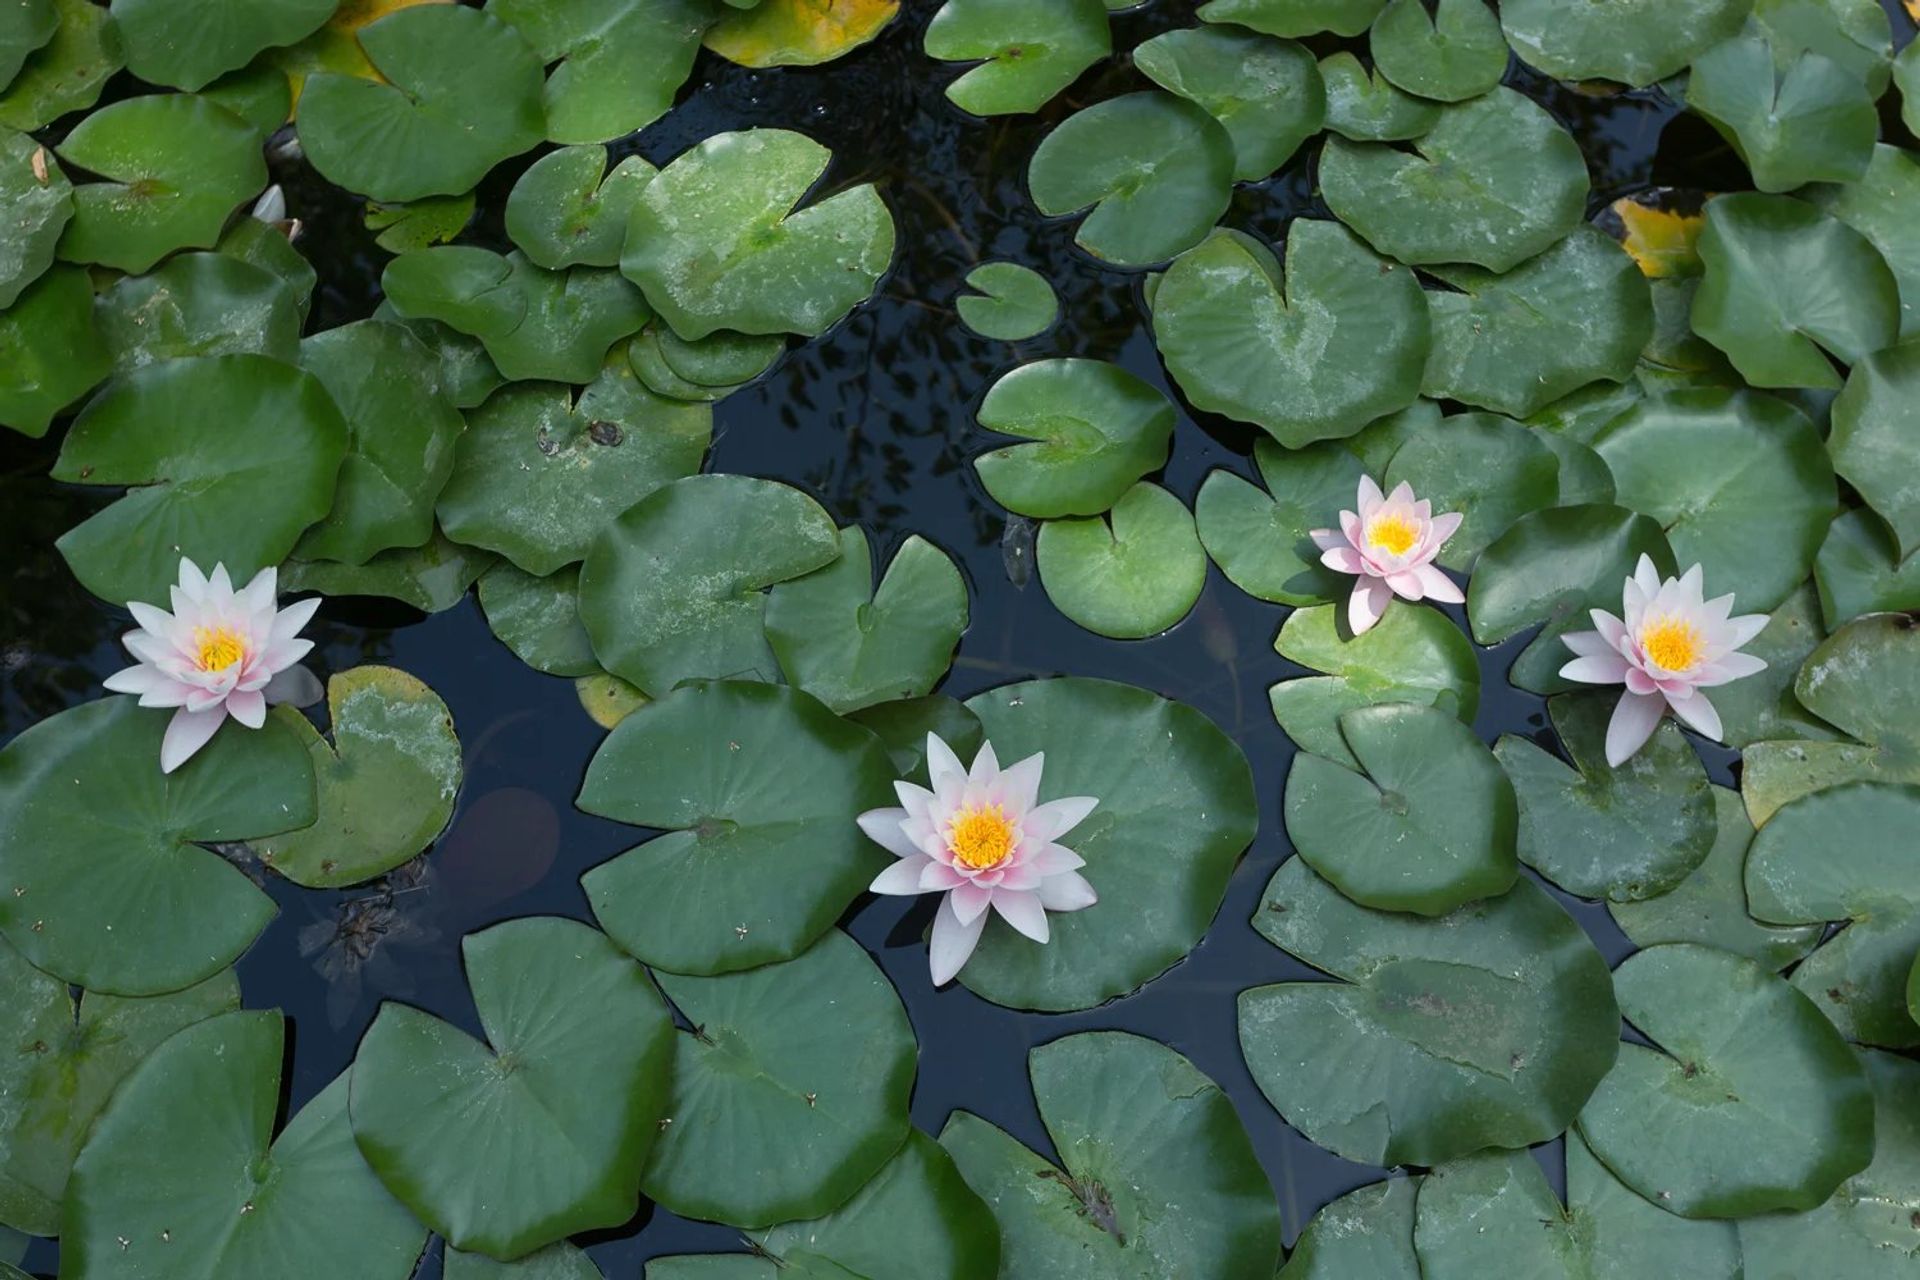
1309,527 -> 1348,551
1632,554 -> 1663,599
1678,563 -> 1705,605
207,563 -> 235,607
240,565 -> 277,615
161,705 -> 227,773
926,733 -> 967,798
103,665 -> 170,696
1591,609 -> 1628,650
1348,576 -> 1393,636
127,600 -> 176,640
262,664 -> 322,707
857,809 -> 921,860
1025,795 -> 1098,842
258,638 -> 315,674
950,880 -> 991,925
1604,691 -> 1666,767
183,685 -> 226,713
1385,481 -> 1416,509
870,855 -> 935,895
1694,652 -> 1767,686
998,752 -> 1045,817
270,596 -> 321,645
1427,510 -> 1465,545
1561,653 -> 1632,685
1624,667 -> 1658,696
1561,629 -> 1609,658
992,888 -> 1050,943
1414,563 -> 1463,604
226,688 -> 266,729
1703,592 -> 1737,626
893,780 -> 935,819
1339,509 -> 1365,549
1357,475 -> 1384,513
1665,688 -> 1723,741
1028,844 -> 1086,875
929,894 -> 988,986
996,862 -> 1044,892
968,740 -> 1001,786
177,557 -> 210,601
919,862 -> 967,892
1036,870 -> 1098,913
1725,613 -> 1769,648
1319,545 -> 1366,575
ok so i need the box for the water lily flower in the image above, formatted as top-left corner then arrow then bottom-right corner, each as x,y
1559,556 -> 1768,767
858,735 -> 1098,987
102,558 -> 321,773
1310,477 -> 1465,636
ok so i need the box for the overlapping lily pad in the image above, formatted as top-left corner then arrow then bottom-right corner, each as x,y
1195,439 -> 1364,606
1501,0 -> 1750,86
941,1031 -> 1282,1279
490,0 -> 715,144
111,0 -> 335,90
0,126 -> 66,309
96,251 -> 301,373
1240,858 -> 1619,1166
1816,508 -> 1920,623
1369,0 -> 1506,103
0,0 -> 54,88
849,694 -> 983,779
0,0 -> 119,132
478,563 -> 598,677
1687,24 -> 1877,194
1319,50 -> 1438,140
283,528 -> 495,612
1830,343 -> 1920,560
655,325 -> 786,387
1810,145 -> 1920,341
972,358 -> 1174,518
955,262 -> 1057,340
1134,26 -> 1325,181
1377,411 -> 1560,570
447,1242 -> 604,1280
1037,482 -> 1206,639
0,265 -> 109,437
1278,1179 -> 1420,1279
1567,1130 -> 1746,1278
1199,0 -> 1387,37
507,145 -> 655,270
923,0 -> 1110,116
1414,1151 -> 1580,1277
1705,583 -> 1838,748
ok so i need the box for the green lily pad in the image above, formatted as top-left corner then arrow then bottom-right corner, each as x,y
365,192 -> 474,254
439,369 -> 710,576
578,474 -> 840,696
1746,782 -> 1920,1046
1241,858 -> 1619,1166
625,326 -> 755,401
923,0 -> 1110,116
54,93 -> 267,274
1277,1179 -> 1420,1280
1466,503 -> 1676,694
1269,600 -> 1481,768
1154,223 -> 1429,445
1594,386 -> 1835,612
1286,703 -> 1518,916
1609,786 -> 1821,969
382,246 -> 528,338
972,358 -> 1174,518
956,262 -> 1057,341
1496,691 -> 1716,901
957,678 -> 1258,1010
941,1031 -> 1282,1280
704,0 -> 900,68
482,255 -> 653,384
1753,0 -> 1894,92
1378,411 -> 1560,571
580,681 -> 894,975
489,0 -> 718,145
1026,91 -> 1234,268
1037,482 -> 1206,640
1422,227 -> 1655,419
0,264 -> 109,438
295,318 -> 466,565
447,1242 -> 603,1280
300,5 -> 544,202
1830,342 -> 1920,561
847,695 -> 984,779
111,0 -> 334,90
643,929 -> 915,1227
477,563 -> 598,677
1899,42 -> 1919,144
66,1011 -> 427,1277
621,128 -> 894,340
282,528 -> 495,613
1501,0 -> 1751,86
53,353 -> 349,606
1135,27 -> 1325,181
765,527 -> 968,714
350,917 -> 674,1259
1815,508 -> 1920,624
1195,438 -> 1364,606
1319,51 -> 1440,140
0,0 -> 120,132
1369,0 -> 1506,103
576,671 -> 648,729
655,326 -> 785,387
1687,24 -> 1877,194
1577,942 -> 1875,1218
255,667 -> 461,890
96,251 -> 301,374
0,125 -> 67,309
1199,0 -> 1387,37
507,145 -> 655,271
1321,88 -> 1589,272
1414,1151 -> 1581,1277
0,946 -> 236,1239
1691,193 -> 1900,391
1569,1129 -> 1746,1278
1809,146 -> 1920,342
1703,582 -> 1839,748
0,0 -> 53,87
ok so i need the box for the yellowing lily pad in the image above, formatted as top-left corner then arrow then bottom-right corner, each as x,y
705,0 -> 900,68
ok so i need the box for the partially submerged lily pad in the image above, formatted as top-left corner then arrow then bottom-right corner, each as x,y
972,358 -> 1174,518
1377,410 -> 1560,571
1036,482 -> 1206,639
0,0 -> 54,89
1815,508 -> 1920,625
922,0 -> 1110,116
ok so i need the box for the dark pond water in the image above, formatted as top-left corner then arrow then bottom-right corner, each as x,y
6,2 -> 1917,1273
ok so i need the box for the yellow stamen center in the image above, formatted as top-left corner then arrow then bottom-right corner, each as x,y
1641,617 -> 1703,673
947,804 -> 1015,871
193,626 -> 247,673
1366,513 -> 1419,556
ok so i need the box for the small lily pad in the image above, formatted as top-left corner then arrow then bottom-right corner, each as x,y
1134,26 -> 1326,181
704,0 -> 900,68
972,358 -> 1174,518
0,0 -> 120,132
1369,0 -> 1506,103
482,255 -> 654,384
490,0 -> 715,144
0,264 -> 110,438
365,192 -> 474,253
1195,438 -> 1365,606
1320,51 -> 1439,140
1830,342 -> 1920,561
96,251 -> 301,373
1501,0 -> 1751,86
282,528 -> 495,612
956,262 -> 1057,341
1687,24 -> 1877,194
111,0 -> 335,90
1199,0 -> 1388,37
478,563 -> 599,678
382,245 -> 528,338
507,145 -> 655,270
0,125 -> 67,309
655,326 -> 786,387
923,0 -> 1110,116
1037,482 -> 1206,639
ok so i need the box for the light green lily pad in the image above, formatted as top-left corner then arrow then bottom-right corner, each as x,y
1195,438 -> 1364,606
1369,0 -> 1506,103
1815,508 -> 1920,624
0,264 -> 110,438
1687,24 -> 1877,194
1037,482 -> 1206,639
95,251 -> 301,374
0,125 -> 67,309
1199,0 -> 1387,37
507,145 -> 655,270
110,0 -> 334,90
477,563 -> 598,678
365,192 -> 474,254
972,358 -> 1174,518
956,261 -> 1057,341
703,0 -> 900,68
1134,26 -> 1325,181
626,325 -> 754,401
1319,51 -> 1439,140
1501,0 -> 1752,86
923,0 -> 1110,116
1809,146 -> 1920,343
1277,1179 -> 1420,1280
1378,411 -> 1560,571
282,528 -> 495,613
1831,342 -> 1920,561
489,0 -> 715,144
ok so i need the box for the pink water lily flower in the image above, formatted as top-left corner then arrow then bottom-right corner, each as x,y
1310,477 -> 1465,636
102,558 -> 321,773
1559,555 -> 1768,767
858,734 -> 1099,987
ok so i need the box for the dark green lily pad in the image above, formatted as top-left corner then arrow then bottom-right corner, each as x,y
941,1031 -> 1282,1280
580,681 -> 894,975
1154,223 -> 1429,444
1688,24 -> 1877,194
1501,0 -> 1751,86
1195,439 -> 1364,606
1277,1179 -> 1420,1280
1701,582 -> 1838,749
1899,42 -> 1920,150
957,678 -> 1258,1010
507,145 -> 655,270
643,930 -> 914,1227
1134,26 -> 1325,181
96,251 -> 301,374
1831,342 -> 1920,561
1754,0 -> 1894,92
0,0 -> 120,132
490,0 -> 715,144
625,325 -> 755,401
923,0 -> 1110,116
972,358 -> 1174,518
1026,91 -> 1234,268
282,529 -> 495,613
1241,858 -> 1619,1166
1378,411 -> 1559,571
1414,1151 -> 1581,1277
1815,508 -> 1920,624
1199,0 -> 1387,37
956,262 -> 1057,341
0,125 -> 67,309
1369,0 -> 1506,103
1319,51 -> 1440,140
655,326 -> 785,387
447,1242 -> 603,1280
53,353 -> 349,606
481,255 -> 654,384
351,917 -> 674,1259
1809,145 -> 1920,342
847,694 -> 984,779
67,1012 -> 427,1277
1037,482 -> 1206,639
0,264 -> 109,438
1322,88 -> 1589,273
1577,942 -> 1875,1218
0,0 -> 53,87
382,246 -> 528,338
477,563 -> 598,678
1567,1130 -> 1745,1279
111,0 -> 333,90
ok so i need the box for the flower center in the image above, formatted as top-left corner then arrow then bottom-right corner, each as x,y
947,805 -> 1015,871
1641,617 -> 1703,673
193,626 -> 247,673
1366,513 -> 1419,556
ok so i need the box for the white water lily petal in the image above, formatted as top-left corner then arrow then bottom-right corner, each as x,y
993,889 -> 1049,943
160,705 -> 227,774
870,855 -> 933,895
857,808 -> 920,861
1349,576 -> 1393,635
1664,687 -> 1723,741
1036,869 -> 1098,912
1561,652 -> 1632,685
929,895 -> 988,986
1605,690 -> 1666,767
227,688 -> 266,729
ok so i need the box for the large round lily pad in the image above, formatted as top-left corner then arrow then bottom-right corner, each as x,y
1687,24 -> 1877,194
0,264 -> 109,438
941,1031 -> 1282,1280
1037,482 -> 1206,639
972,358 -> 1174,518
579,680 -> 894,976
0,125 -> 67,310
349,917 -> 674,1259
1500,0 -> 1751,86
1195,438 -> 1365,606
923,0 -> 1110,116
643,930 -> 915,1228
1370,0 -> 1506,103
955,678 -> 1258,1010
111,0 -> 335,90
0,697 -> 314,996
1830,342 -> 1920,561
1135,26 -> 1324,182
1240,858 -> 1619,1166
489,0 -> 714,144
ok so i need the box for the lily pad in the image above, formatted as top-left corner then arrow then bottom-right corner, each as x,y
1153,223 -> 1429,445
923,0 -> 1110,116
1037,482 -> 1206,639
1706,582 -> 1839,748
956,261 -> 1057,341
53,353 -> 349,606
1241,858 -> 1619,1166
299,5 -> 545,202
1195,439 -> 1364,606
655,326 -> 785,387
643,930 -> 914,1227
972,358 -> 1174,518
1501,0 -> 1751,86
1687,24 -> 1877,194
1414,1151 -> 1581,1278
705,0 -> 899,67
282,528 -> 495,612
956,678 -> 1258,1010
382,246 -> 528,338
578,474 -> 840,696
111,0 -> 335,90
1319,51 -> 1439,140
1369,0 -> 1506,103
507,145 -> 656,270
941,1031 -> 1282,1280
847,694 -> 984,779
1378,411 -> 1560,571
351,917 -> 674,1258
1199,0 -> 1387,37
477,563 -> 598,678
447,1242 -> 603,1280
483,256 -> 653,385
0,0 -> 120,132
1594,386 -> 1835,612
1815,508 -> 1920,624
0,0 -> 53,87
1807,147 -> 1920,341
96,251 -> 301,373
1900,42 -> 1919,147
1134,26 -> 1325,181
1026,91 -> 1234,268
1691,193 -> 1900,391
576,671 -> 647,729
1753,0 -> 1894,92
0,264 -> 109,437
1830,342 -> 1920,561
66,1011 -> 427,1277
490,0 -> 715,144
54,92 -> 267,273
1285,703 -> 1518,916
365,192 -> 473,254
1422,227 -> 1655,419
580,681 -> 894,975
1321,88 -> 1589,273
1277,1179 -> 1420,1280
621,128 -> 894,340
1566,1130 -> 1746,1279
0,125 -> 67,309
1577,942 -> 1875,1218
